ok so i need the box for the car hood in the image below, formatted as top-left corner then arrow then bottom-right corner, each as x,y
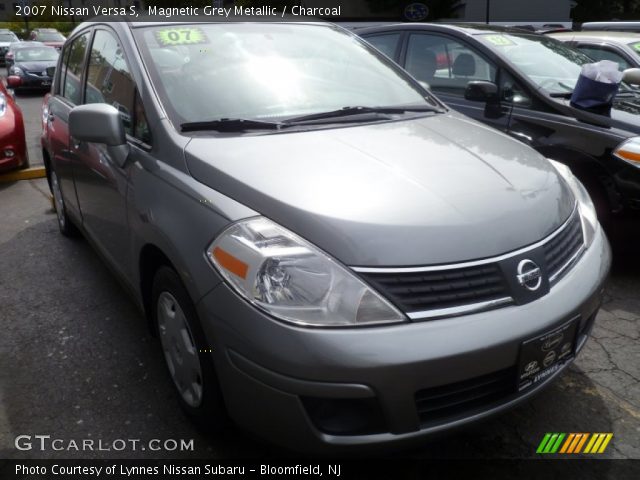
185,112 -> 575,266
15,60 -> 56,71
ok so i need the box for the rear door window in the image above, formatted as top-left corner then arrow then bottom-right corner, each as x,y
59,32 -> 90,105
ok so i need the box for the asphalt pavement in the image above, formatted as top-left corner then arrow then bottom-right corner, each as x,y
0,91 -> 638,464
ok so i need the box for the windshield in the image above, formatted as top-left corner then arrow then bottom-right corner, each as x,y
15,47 -> 58,62
135,23 -> 437,126
0,33 -> 18,42
629,41 -> 640,56
36,32 -> 65,42
478,33 -> 593,94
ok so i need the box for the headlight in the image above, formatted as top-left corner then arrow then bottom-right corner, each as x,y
207,217 -> 406,327
548,160 -> 598,248
613,136 -> 640,168
11,66 -> 22,75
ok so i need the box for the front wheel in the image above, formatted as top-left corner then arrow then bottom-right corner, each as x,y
50,169 -> 78,237
152,266 -> 227,431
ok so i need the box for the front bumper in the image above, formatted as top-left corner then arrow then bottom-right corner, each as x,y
196,227 -> 611,452
15,74 -> 52,89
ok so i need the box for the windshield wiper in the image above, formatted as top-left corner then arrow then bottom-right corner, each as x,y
283,105 -> 442,124
181,118 -> 285,133
550,92 -> 573,98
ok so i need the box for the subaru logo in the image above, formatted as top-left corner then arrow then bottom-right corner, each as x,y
404,3 -> 429,21
517,259 -> 542,291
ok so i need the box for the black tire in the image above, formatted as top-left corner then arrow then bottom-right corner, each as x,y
50,168 -> 79,237
151,266 -> 227,432
20,156 -> 30,170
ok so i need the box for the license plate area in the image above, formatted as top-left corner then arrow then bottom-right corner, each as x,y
517,316 -> 580,392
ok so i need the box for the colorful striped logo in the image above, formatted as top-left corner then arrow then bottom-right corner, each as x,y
536,433 -> 613,454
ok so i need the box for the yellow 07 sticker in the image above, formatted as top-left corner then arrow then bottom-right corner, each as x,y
155,27 -> 209,46
484,35 -> 515,47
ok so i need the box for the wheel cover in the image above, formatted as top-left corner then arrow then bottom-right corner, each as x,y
157,291 -> 204,408
51,171 -> 65,229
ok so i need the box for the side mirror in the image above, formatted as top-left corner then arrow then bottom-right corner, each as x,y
622,68 -> 640,85
6,76 -> 21,88
69,104 -> 130,167
45,66 -> 55,77
465,81 -> 499,102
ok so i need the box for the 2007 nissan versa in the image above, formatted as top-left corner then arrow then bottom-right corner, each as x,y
42,20 -> 611,452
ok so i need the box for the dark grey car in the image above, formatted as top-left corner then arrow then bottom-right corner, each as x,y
42,20 -> 610,452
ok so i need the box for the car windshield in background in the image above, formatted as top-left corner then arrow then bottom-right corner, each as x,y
15,47 -> 58,62
477,33 -> 593,94
36,33 -> 65,42
629,41 -> 640,56
0,33 -> 18,42
134,23 -> 437,127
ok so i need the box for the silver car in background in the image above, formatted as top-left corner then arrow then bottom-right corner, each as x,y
42,20 -> 610,452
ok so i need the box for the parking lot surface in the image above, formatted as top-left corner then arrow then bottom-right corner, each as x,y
0,92 -> 639,462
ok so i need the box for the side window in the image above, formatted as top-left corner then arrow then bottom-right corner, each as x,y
60,33 -> 90,105
365,33 -> 401,59
405,33 -> 497,94
500,70 -> 532,107
85,29 -> 150,143
576,44 -> 631,70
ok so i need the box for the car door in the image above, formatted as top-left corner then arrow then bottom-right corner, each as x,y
71,28 -> 149,281
47,31 -> 91,220
400,32 -> 511,132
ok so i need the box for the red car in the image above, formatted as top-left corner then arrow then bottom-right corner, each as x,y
0,81 -> 28,172
28,28 -> 66,50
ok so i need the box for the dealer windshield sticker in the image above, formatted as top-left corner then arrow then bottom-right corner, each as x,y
631,42 -> 640,52
155,27 -> 209,47
484,34 -> 516,47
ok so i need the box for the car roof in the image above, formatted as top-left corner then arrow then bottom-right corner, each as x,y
582,21 -> 640,27
357,22 -> 539,36
70,16 -> 329,31
549,31 -> 640,44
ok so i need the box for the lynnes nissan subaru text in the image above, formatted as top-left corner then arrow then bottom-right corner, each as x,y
41,20 -> 610,452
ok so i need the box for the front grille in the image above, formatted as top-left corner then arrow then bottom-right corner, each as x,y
544,210 -> 584,282
415,367 -> 517,426
355,205 -> 584,320
360,264 -> 509,313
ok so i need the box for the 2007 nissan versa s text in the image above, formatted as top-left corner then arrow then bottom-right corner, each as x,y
41,20 -> 610,452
